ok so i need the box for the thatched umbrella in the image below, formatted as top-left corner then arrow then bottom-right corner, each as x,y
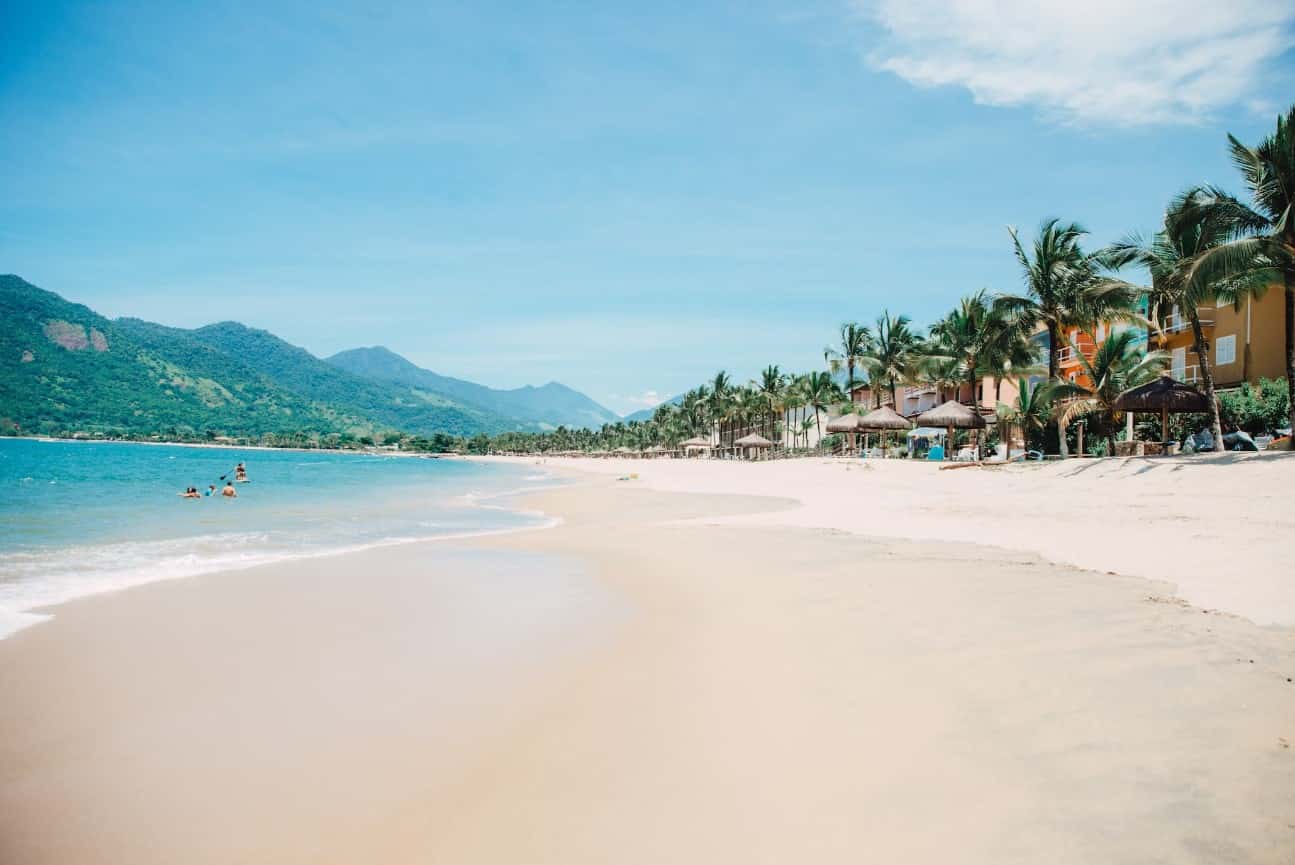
645,444 -> 666,459
680,435 -> 712,458
734,432 -> 773,460
826,413 -> 867,454
1112,372 -> 1211,448
856,405 -> 913,457
915,400 -> 987,460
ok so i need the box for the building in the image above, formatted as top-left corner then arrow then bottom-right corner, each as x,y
1153,289 -> 1285,389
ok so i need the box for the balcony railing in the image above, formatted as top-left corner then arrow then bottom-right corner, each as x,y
1173,364 -> 1201,384
1160,309 -> 1214,335
1056,344 -> 1095,365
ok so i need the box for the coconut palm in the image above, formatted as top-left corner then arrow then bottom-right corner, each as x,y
707,371 -> 733,446
929,289 -> 1018,405
1048,330 -> 1168,454
996,378 -> 1058,458
859,310 -> 921,409
996,219 -> 1144,453
1103,190 -> 1274,450
801,370 -> 838,445
756,365 -> 786,443
1177,106 -> 1295,434
824,322 -> 872,396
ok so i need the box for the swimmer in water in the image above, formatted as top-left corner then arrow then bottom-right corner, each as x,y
222,481 -> 238,498
179,487 -> 201,498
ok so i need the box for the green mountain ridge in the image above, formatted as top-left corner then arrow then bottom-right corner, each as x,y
0,275 -> 606,439
325,346 -> 620,430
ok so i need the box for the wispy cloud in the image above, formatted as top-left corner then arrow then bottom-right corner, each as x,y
857,0 -> 1295,127
612,390 -> 669,409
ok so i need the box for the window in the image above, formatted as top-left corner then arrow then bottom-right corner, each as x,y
1216,334 -> 1236,366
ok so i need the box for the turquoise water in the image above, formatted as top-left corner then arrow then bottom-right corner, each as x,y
0,440 -> 559,636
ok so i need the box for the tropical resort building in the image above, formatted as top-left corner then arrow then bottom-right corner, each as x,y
1152,289 -> 1285,390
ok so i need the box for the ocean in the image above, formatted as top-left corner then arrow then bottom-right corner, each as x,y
0,439 -> 561,637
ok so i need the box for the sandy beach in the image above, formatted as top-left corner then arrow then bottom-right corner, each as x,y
2,455 -> 1293,863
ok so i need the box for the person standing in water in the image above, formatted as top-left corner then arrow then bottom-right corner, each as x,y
222,481 -> 238,498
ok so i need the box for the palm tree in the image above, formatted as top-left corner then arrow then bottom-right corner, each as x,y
707,371 -> 733,446
997,219 -> 1143,453
929,289 -> 1019,406
1103,190 -> 1274,451
1180,106 -> 1295,435
996,378 -> 1058,459
801,371 -> 838,445
757,365 -> 786,443
859,310 -> 921,409
825,322 -> 872,397
1049,330 -> 1168,455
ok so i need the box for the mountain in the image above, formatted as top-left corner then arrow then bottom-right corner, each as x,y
326,346 -> 619,430
624,393 -> 682,423
0,275 -> 509,438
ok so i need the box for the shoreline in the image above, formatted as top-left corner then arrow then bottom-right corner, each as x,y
0,462 -> 569,641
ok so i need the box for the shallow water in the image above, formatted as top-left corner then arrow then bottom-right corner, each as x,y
0,439 -> 560,636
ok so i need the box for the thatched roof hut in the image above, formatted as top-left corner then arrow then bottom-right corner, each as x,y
733,432 -> 773,461
825,413 -> 868,433
1113,373 -> 1212,445
915,400 -> 987,429
1112,373 -> 1211,413
680,436 -> 712,448
857,405 -> 914,431
915,400 -> 986,461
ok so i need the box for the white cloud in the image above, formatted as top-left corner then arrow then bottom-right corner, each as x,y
612,390 -> 669,409
858,0 -> 1295,126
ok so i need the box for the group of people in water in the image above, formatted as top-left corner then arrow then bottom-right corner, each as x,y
178,462 -> 247,499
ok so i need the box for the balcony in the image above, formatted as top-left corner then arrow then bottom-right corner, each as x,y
1056,344 -> 1095,365
903,384 -> 937,397
1160,309 -> 1214,335
1173,364 -> 1201,384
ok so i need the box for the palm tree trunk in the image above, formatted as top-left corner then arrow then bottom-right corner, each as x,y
1285,272 -> 1295,439
1190,313 -> 1225,452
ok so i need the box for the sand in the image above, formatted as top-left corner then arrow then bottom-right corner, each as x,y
2,456 -> 1293,863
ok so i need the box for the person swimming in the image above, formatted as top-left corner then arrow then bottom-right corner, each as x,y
221,481 -> 238,498
204,485 -> 216,497
179,487 -> 201,499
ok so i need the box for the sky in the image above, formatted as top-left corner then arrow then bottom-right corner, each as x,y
3,1 -> 1293,415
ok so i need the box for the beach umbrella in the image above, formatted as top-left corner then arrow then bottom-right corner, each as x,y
915,400 -> 987,461
826,413 -> 867,454
1112,372 -> 1212,448
856,405 -> 914,458
680,436 -> 712,458
733,433 -> 773,460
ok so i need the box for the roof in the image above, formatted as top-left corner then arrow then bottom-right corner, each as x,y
914,400 -> 987,429
733,433 -> 773,447
856,405 -> 914,431
1112,373 -> 1212,413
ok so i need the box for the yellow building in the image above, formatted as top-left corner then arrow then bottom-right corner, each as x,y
1153,288 -> 1286,389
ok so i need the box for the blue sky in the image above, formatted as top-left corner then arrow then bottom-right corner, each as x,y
3,1 -> 1293,414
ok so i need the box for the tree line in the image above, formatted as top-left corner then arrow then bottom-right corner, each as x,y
476,104 -> 1295,458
